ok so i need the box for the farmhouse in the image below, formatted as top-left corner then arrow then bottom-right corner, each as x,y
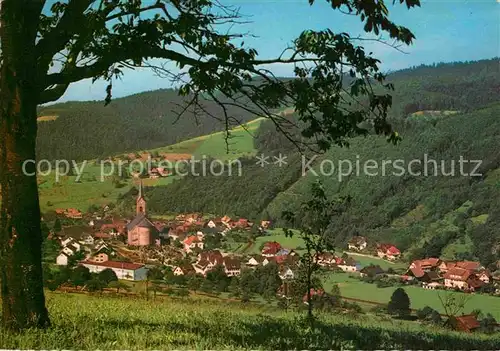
246,255 -> 268,267
337,257 -> 357,272
183,235 -> 204,253
65,208 -> 83,219
376,243 -> 400,261
80,260 -> 148,281
173,265 -> 195,276
194,250 -> 224,276
317,252 -> 336,266
223,257 -> 241,277
56,252 -> 70,266
279,265 -> 296,280
443,267 -> 474,290
262,241 -> 282,257
347,236 -> 367,251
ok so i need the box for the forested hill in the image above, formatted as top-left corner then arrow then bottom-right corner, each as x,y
118,58 -> 500,268
36,89 -> 257,161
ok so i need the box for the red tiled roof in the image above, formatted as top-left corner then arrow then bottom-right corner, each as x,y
443,267 -> 472,281
262,241 -> 282,254
413,258 -> 441,268
80,260 -> 144,270
183,235 -> 200,245
377,243 -> 400,255
455,314 -> 481,331
456,261 -> 481,271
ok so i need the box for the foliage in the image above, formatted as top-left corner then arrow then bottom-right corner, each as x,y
388,288 -> 411,317
98,268 -> 118,285
282,180 -> 349,320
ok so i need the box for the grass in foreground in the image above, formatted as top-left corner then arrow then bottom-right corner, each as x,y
0,293 -> 498,349
323,273 -> 500,318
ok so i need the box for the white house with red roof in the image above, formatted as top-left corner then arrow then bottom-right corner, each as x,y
183,235 -> 204,253
261,241 -> 282,257
377,243 -> 401,261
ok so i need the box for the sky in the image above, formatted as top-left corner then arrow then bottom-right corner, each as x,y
56,0 -> 500,103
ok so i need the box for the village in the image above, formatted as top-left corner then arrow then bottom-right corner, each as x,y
45,182 -> 500,333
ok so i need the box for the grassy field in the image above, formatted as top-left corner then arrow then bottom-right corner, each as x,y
37,118 -> 263,211
37,162 -> 179,212
323,273 -> 500,319
150,117 -> 263,161
0,292 -> 498,349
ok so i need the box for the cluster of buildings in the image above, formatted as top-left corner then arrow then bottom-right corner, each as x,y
404,258 -> 495,292
347,236 -> 401,261
55,207 -> 83,219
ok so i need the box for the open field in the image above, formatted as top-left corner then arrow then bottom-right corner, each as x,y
323,273 -> 500,319
37,117 -> 264,211
150,117 -> 264,161
0,292 -> 497,349
37,164 -> 178,212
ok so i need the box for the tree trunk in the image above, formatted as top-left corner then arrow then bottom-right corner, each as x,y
0,0 -> 50,330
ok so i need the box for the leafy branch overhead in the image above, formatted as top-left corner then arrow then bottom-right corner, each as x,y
36,0 -> 419,150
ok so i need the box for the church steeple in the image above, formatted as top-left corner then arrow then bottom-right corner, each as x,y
136,180 -> 146,215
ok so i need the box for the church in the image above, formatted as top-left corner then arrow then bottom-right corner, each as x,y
126,181 -> 159,246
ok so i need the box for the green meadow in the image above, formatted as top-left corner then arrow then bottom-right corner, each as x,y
323,274 -> 500,319
0,292 -> 497,349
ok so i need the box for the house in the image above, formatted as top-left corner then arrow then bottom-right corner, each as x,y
183,235 -> 204,253
221,215 -> 231,224
443,268 -> 474,290
196,231 -> 205,240
409,258 -> 441,272
61,243 -> 80,256
56,252 -> 70,266
205,220 -> 217,229
337,257 -> 357,272
223,256 -> 241,277
198,250 -> 224,263
246,255 -> 267,267
279,265 -> 295,280
79,234 -> 95,245
456,261 -> 483,271
261,241 -> 282,257
80,260 -> 148,281
477,270 -> 492,284
173,265 -> 195,276
65,208 -> 83,219
194,250 -> 224,276
232,218 -> 252,229
407,258 -> 442,281
61,237 -> 76,247
348,236 -> 367,251
360,265 -> 385,278
260,220 -> 271,229
89,252 -> 109,263
377,243 -> 400,261
316,252 -> 336,266
448,314 -> 481,333
440,260 -> 483,274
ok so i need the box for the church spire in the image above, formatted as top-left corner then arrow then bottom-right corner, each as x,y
136,180 -> 146,215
